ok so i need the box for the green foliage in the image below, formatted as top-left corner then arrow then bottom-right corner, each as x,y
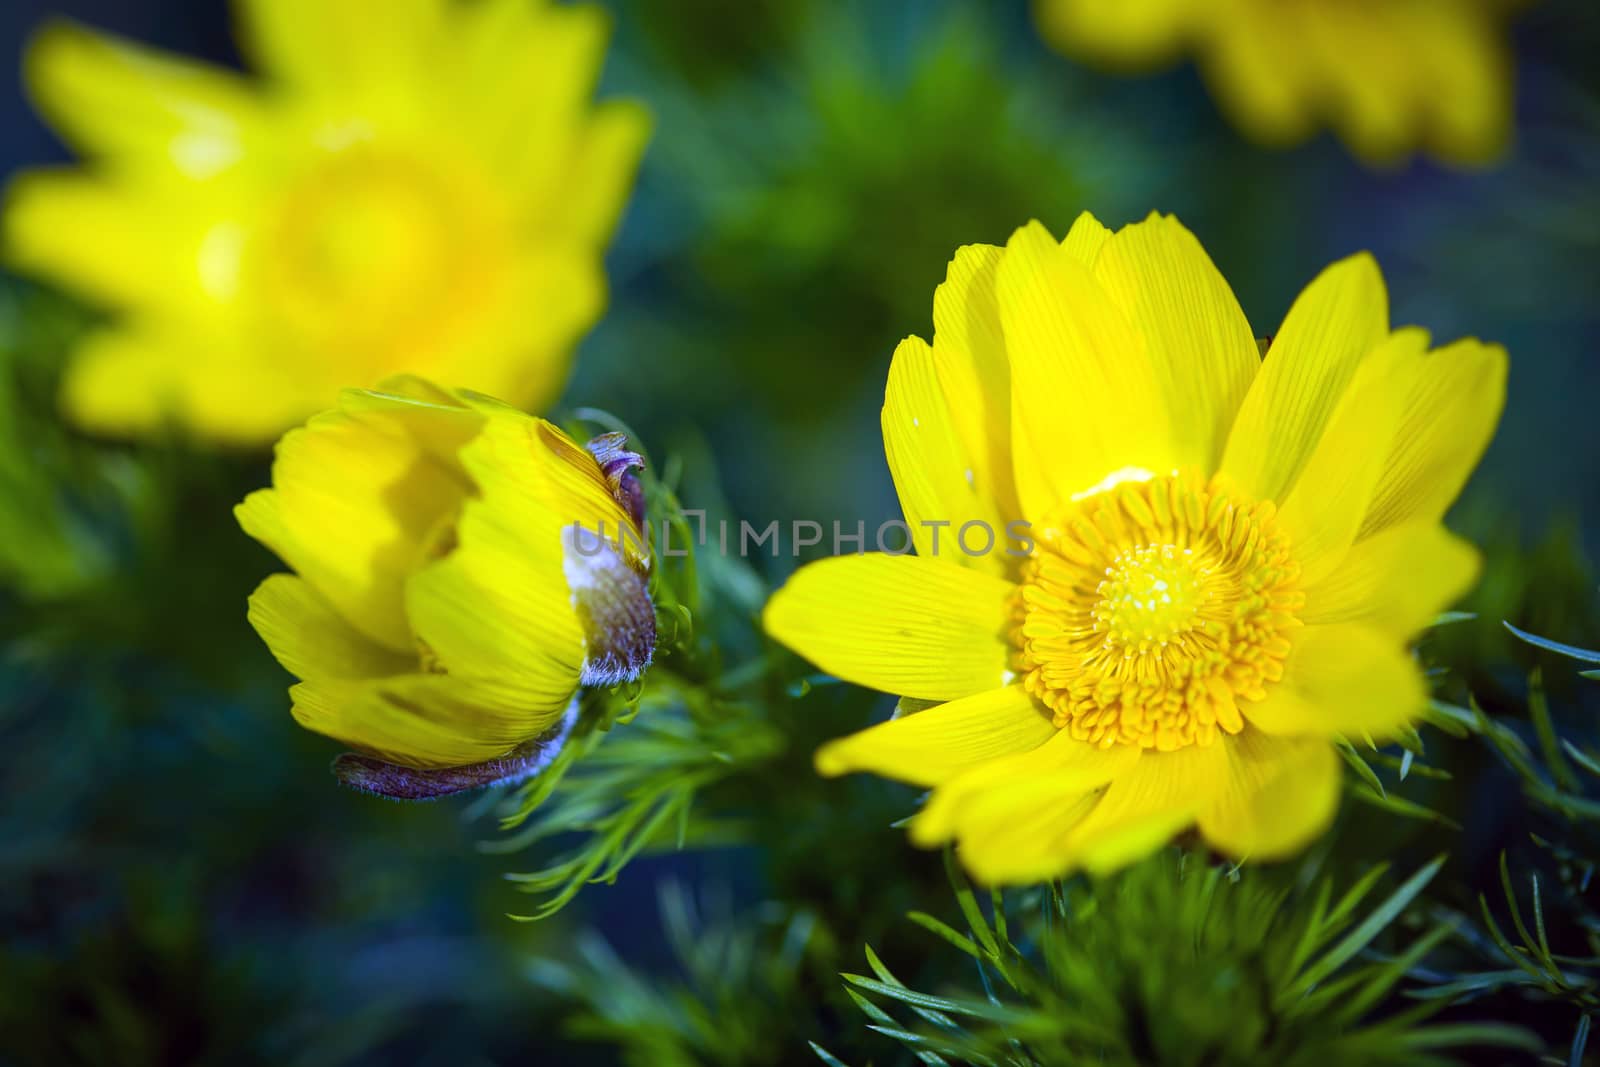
1427,519 -> 1598,697
0,277 -> 279,694
530,884 -> 825,1067
1413,622 -> 1600,1060
826,851 -> 1538,1067
616,0 -> 816,90
1506,622 -> 1600,682
0,280 -> 122,600
493,675 -> 785,920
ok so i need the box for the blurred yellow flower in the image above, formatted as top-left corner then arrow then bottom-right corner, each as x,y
7,0 -> 649,443
765,211 -> 1506,882
238,377 -> 654,798
1035,0 -> 1519,166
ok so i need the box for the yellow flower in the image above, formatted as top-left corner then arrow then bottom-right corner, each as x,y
238,376 -> 654,798
764,212 -> 1505,882
6,0 -> 649,443
1034,0 -> 1518,166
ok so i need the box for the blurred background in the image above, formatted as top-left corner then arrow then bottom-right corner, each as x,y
2,0 -> 1599,1064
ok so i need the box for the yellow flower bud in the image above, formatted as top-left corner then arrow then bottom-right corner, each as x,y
237,376 -> 654,798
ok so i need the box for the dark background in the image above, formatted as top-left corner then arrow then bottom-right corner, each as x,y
1,1 -> 1598,1064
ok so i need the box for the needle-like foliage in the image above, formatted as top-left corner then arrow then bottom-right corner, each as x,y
821,850 -> 1537,1067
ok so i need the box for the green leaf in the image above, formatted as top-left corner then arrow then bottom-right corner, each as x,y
1476,892 -> 1558,987
841,974 -> 1031,1023
1348,782 -> 1461,829
942,848 -> 1002,963
1561,740 -> 1600,779
859,1023 -> 954,1066
1468,694 -> 1544,785
1337,738 -> 1386,798
1430,611 -> 1476,627
861,944 -> 963,1034
1291,856 -> 1445,998
1390,1022 -> 1543,1052
845,987 -> 900,1028
1329,921 -> 1456,1026
1570,1013 -> 1591,1067
1505,621 -> 1600,665
1529,669 -> 1580,791
907,911 -> 983,961
989,888 -> 1009,951
498,674 -> 784,918
1419,700 -> 1473,738
1405,967 -> 1545,1001
809,1042 -> 852,1067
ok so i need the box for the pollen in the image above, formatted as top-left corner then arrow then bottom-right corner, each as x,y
1013,471 -> 1303,752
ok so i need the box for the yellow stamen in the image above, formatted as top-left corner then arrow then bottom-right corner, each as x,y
1014,471 -> 1302,751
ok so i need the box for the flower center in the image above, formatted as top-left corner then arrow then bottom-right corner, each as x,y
1096,543 -> 1208,649
1013,471 -> 1303,752
258,140 -> 511,370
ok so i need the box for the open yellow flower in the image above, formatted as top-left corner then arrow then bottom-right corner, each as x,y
6,0 -> 649,443
238,377 -> 654,798
1035,0 -> 1519,166
764,211 -> 1505,882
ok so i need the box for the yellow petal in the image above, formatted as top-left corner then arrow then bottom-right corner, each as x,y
911,727 -> 1136,847
1358,339 -> 1508,538
234,0 -> 442,99
248,573 -> 413,682
930,243 -> 1020,524
562,99 -> 652,245
1219,252 -> 1389,503
1092,212 -> 1260,472
763,554 -> 1015,702
4,172 -> 206,311
1276,328 -> 1427,585
444,0 -> 610,188
1197,730 -> 1340,860
1073,808 -> 1197,876
404,409 -> 630,699
814,685 -> 1056,787
1199,7 -> 1318,148
1243,623 -> 1427,740
405,524 -> 585,712
1411,7 -> 1511,166
338,381 -> 484,470
523,413 -> 648,570
997,219 -> 1178,517
434,250 -> 604,414
25,20 -> 260,168
1053,743 -> 1225,873
369,375 -> 465,407
61,328 -> 316,442
289,673 -> 566,770
236,393 -> 473,651
1060,209 -> 1112,265
1035,0 -> 1199,68
1301,521 -> 1480,637
946,788 -> 1104,886
1299,5 -> 1416,166
882,337 -> 1012,576
1283,3 -> 1510,168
